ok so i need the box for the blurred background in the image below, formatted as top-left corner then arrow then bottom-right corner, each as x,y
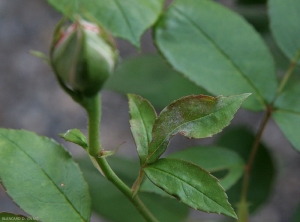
0,0 -> 300,221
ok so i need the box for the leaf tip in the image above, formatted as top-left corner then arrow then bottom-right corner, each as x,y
242,93 -> 252,99
227,209 -> 238,219
127,93 -> 134,99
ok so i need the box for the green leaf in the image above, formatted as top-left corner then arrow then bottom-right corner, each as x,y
140,176 -> 171,197
144,158 -> 237,219
59,128 -> 88,149
0,212 -> 39,222
146,94 -> 250,164
263,33 -> 287,70
154,0 -> 277,111
169,146 -> 245,190
105,54 -> 208,109
272,111 -> 300,152
141,146 -> 244,198
128,94 -> 157,164
273,81 -> 300,152
0,129 -> 91,222
269,0 -> 300,64
77,156 -> 189,222
274,81 -> 300,113
46,0 -> 164,47
217,127 -> 275,213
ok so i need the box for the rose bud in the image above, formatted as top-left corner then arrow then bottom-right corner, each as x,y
50,18 -> 118,96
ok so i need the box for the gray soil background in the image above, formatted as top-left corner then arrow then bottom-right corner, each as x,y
0,0 -> 300,221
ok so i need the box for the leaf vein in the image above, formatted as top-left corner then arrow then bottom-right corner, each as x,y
0,133 -> 86,222
172,6 -> 266,107
148,98 -> 239,161
148,166 -> 231,213
112,0 -> 135,41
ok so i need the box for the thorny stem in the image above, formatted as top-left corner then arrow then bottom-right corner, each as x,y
238,50 -> 300,222
84,94 -> 158,222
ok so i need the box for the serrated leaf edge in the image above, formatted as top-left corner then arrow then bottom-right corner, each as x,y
0,129 -> 91,221
144,158 -> 237,218
146,94 -> 250,163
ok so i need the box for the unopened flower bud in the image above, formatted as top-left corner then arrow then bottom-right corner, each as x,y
50,18 -> 118,96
